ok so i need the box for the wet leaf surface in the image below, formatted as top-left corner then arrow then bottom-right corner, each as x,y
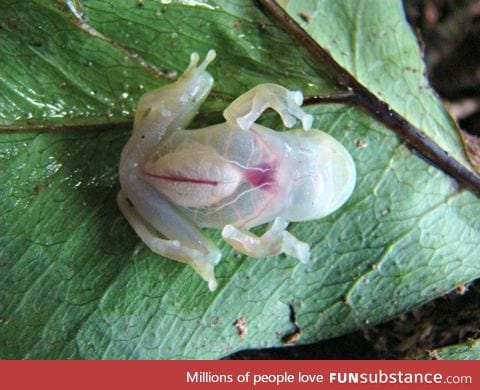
0,0 -> 479,359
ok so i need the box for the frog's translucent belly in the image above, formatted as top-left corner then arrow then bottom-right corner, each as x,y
143,124 -> 288,228
142,124 -> 355,229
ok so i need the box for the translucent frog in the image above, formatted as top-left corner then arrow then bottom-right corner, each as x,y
118,50 -> 356,291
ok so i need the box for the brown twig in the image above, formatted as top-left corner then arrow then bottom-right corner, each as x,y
303,92 -> 356,105
0,121 -> 132,133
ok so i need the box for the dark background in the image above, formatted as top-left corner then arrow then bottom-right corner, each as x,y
230,0 -> 480,359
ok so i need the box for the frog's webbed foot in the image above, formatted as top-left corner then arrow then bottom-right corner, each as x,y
224,83 -> 313,131
221,217 -> 310,264
117,191 -> 220,291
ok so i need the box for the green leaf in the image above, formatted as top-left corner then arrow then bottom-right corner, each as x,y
0,0 -> 335,128
418,339 -> 480,360
1,0 -> 479,359
280,0 -> 469,166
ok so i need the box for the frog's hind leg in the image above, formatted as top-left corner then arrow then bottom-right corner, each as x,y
221,217 -> 310,264
223,83 -> 313,131
117,190 -> 220,291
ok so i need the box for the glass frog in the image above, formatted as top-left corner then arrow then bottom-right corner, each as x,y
118,50 -> 356,291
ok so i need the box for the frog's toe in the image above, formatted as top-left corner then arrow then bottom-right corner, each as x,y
189,257 -> 219,291
184,50 -> 216,78
200,49 -> 216,70
187,52 -> 200,71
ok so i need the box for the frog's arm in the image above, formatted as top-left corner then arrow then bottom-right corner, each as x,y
223,83 -> 313,131
221,217 -> 310,264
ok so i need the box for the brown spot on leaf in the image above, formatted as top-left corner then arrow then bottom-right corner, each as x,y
355,139 -> 368,149
456,284 -> 467,295
234,317 -> 247,337
282,329 -> 301,345
405,65 -> 419,73
299,11 -> 312,23
258,21 -> 267,32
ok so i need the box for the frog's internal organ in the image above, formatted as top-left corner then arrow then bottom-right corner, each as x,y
117,50 -> 356,291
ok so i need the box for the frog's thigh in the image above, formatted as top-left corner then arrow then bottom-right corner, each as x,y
222,217 -> 310,264
223,83 -> 313,131
117,191 -> 219,291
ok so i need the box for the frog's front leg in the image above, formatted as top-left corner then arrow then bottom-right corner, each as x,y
221,217 -> 310,264
223,83 -> 313,131
117,185 -> 221,291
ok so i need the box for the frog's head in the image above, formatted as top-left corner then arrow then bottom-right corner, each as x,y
134,50 -> 217,132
